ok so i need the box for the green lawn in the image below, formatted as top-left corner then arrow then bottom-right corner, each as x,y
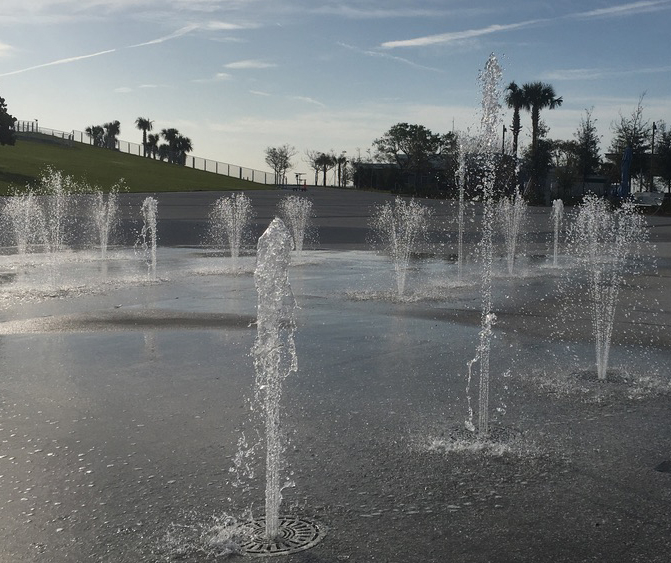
0,133 -> 272,195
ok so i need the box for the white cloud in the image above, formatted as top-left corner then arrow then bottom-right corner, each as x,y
192,72 -> 233,83
380,1 -> 671,50
290,96 -> 326,107
0,41 -> 14,57
114,86 -> 132,93
381,20 -> 544,48
542,65 -> 671,81
338,42 -> 443,72
572,0 -> 671,19
224,59 -> 277,69
0,48 -> 117,77
250,90 -> 272,96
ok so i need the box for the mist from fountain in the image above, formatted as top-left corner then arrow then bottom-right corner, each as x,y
370,197 -> 432,298
497,189 -> 527,275
209,193 -> 254,261
278,195 -> 313,255
252,218 -> 297,540
566,195 -> 647,380
551,199 -> 564,267
140,196 -> 158,281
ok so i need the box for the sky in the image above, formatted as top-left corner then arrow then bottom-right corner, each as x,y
0,0 -> 670,180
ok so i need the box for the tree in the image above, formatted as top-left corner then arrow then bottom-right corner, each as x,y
304,149 -> 323,185
549,139 -> 579,198
135,117 -> 154,157
521,82 -> 563,154
607,95 -> 652,191
174,134 -> 193,166
654,121 -> 671,193
146,133 -> 160,159
103,120 -> 121,150
336,153 -> 347,187
161,128 -> 180,163
521,82 -> 563,200
85,125 -> 105,147
573,108 -> 601,187
373,123 -> 452,193
315,152 -> 336,186
265,144 -> 297,185
0,96 -> 16,147
504,81 -> 525,158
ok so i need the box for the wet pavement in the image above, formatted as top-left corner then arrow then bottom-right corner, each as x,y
0,188 -> 670,562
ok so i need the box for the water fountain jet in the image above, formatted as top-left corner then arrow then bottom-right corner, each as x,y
140,196 -> 158,281
370,197 -> 432,298
551,198 -> 564,267
209,193 -> 254,262
278,195 -> 313,255
566,195 -> 647,380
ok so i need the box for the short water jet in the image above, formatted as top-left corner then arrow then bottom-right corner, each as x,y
370,197 -> 432,298
92,187 -> 119,260
209,193 -> 254,262
551,198 -> 564,267
140,196 -> 158,281
497,189 -> 527,275
278,195 -> 313,255
566,195 -> 647,380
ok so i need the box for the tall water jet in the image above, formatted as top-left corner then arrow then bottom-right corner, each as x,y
252,218 -> 297,540
278,195 -> 313,255
140,196 -> 158,281
466,53 -> 503,436
209,193 -> 254,261
2,191 -> 46,254
456,138 -> 467,281
551,198 -> 564,267
370,197 -> 432,298
497,189 -> 527,275
92,187 -> 119,260
567,195 -> 646,380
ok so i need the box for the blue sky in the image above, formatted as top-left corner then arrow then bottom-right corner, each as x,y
0,0 -> 670,178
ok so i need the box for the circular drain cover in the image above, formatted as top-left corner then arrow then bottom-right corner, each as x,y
238,516 -> 325,557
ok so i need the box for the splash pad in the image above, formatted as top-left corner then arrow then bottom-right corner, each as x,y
0,186 -> 669,562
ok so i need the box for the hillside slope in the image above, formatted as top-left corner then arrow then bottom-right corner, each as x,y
0,133 -> 271,195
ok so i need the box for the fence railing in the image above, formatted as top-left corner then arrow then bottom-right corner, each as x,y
14,120 -> 277,185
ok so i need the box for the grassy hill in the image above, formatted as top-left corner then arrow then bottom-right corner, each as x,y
0,133 -> 272,195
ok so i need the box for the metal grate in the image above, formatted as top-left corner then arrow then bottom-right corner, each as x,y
238,516 -> 325,557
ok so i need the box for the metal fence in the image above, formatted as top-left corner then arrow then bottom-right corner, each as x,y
14,120 -> 277,185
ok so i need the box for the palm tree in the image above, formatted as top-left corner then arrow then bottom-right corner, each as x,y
504,81 -> 525,158
174,135 -> 193,166
521,82 -> 562,199
135,117 -> 154,157
85,125 -> 105,147
161,127 -> 180,163
521,81 -> 562,156
103,120 -> 121,150
146,133 -> 160,159
315,152 -> 336,186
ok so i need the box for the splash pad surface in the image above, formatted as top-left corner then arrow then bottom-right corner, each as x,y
0,188 -> 670,562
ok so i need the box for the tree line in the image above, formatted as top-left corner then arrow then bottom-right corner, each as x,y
84,118 -> 194,166
265,80 -> 670,201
